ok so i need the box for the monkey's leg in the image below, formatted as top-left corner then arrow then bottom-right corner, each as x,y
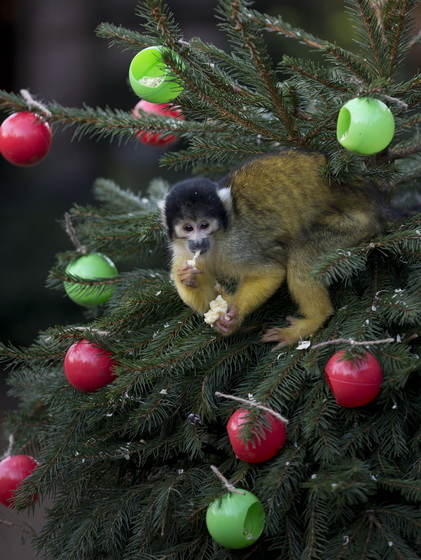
173,259 -> 218,314
261,251 -> 333,349
214,268 -> 286,335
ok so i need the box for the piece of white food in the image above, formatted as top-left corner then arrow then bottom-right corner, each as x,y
204,295 -> 228,325
187,250 -> 200,268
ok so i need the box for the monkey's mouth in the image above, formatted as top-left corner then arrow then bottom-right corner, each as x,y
188,238 -> 210,254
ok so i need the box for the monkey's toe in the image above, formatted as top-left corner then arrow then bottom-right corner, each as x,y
262,319 -> 317,350
261,328 -> 290,349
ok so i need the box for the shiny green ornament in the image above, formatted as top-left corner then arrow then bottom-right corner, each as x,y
206,490 -> 265,549
336,97 -> 395,155
129,46 -> 184,104
64,253 -> 118,306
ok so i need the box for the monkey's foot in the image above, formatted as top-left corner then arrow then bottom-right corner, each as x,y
262,316 -> 319,350
177,262 -> 203,288
213,304 -> 239,336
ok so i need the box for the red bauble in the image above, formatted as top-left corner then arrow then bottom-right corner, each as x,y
64,339 -> 116,392
325,350 -> 383,408
0,455 -> 38,507
227,408 -> 287,463
0,112 -> 52,166
133,100 -> 183,146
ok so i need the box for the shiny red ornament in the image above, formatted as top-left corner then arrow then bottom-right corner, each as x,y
325,350 -> 383,408
0,111 -> 52,166
64,339 -> 116,392
0,455 -> 38,507
133,100 -> 183,146
227,408 -> 287,463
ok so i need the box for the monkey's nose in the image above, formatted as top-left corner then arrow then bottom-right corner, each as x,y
188,238 -> 210,254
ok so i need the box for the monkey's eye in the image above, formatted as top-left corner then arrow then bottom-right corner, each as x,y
183,224 -> 194,232
199,221 -> 210,230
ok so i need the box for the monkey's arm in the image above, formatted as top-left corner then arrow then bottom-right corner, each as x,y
214,267 -> 286,334
172,258 -> 218,314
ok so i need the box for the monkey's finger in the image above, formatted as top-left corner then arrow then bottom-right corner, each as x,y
181,261 -> 203,272
213,306 -> 239,334
177,267 -> 203,287
212,317 -> 231,333
184,280 -> 199,288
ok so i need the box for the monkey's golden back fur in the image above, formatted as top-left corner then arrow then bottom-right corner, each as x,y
213,150 -> 385,277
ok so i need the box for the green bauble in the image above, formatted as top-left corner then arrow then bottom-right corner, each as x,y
206,490 -> 265,549
129,46 -> 184,103
336,97 -> 395,155
64,253 -> 118,306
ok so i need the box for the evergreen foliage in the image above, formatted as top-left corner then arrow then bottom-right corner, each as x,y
0,1 -> 420,558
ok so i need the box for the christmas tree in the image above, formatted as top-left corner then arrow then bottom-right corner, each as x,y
1,0 -> 420,558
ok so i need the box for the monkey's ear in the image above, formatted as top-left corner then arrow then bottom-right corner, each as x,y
157,198 -> 166,213
157,198 -> 169,231
217,186 -> 232,214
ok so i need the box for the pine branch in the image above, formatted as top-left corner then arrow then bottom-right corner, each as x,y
0,339 -> 64,366
313,247 -> 370,287
223,0 -> 299,142
135,0 -> 183,49
0,90 -> 185,146
345,0 -> 388,77
57,204 -> 164,261
247,7 -> 372,84
302,493 -> 330,560
281,56 -> 350,94
161,142 -> 269,172
378,477 -> 421,503
92,177 -> 169,214
382,0 -> 419,78
188,38 -> 266,105
95,22 -> 154,51
313,216 -> 421,287
390,140 -> 421,161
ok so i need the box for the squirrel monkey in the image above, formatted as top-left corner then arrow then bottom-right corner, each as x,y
161,150 -> 386,349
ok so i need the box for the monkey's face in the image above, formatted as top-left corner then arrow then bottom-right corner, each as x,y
162,176 -> 230,256
173,217 -> 220,255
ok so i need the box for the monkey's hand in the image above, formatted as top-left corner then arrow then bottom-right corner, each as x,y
212,304 -> 240,335
176,261 -> 203,288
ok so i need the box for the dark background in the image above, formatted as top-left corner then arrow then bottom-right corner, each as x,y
0,1 -> 419,557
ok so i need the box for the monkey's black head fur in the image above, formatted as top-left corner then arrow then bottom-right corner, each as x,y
163,177 -> 228,239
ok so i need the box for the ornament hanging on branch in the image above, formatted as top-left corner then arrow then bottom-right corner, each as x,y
0,111 -> 52,166
216,392 -> 288,463
324,350 -> 383,407
62,212 -> 118,307
64,253 -> 118,307
128,46 -> 184,103
64,339 -> 116,392
205,465 -> 266,549
133,99 -> 184,146
227,408 -> 287,463
336,97 -> 395,155
0,454 -> 38,508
